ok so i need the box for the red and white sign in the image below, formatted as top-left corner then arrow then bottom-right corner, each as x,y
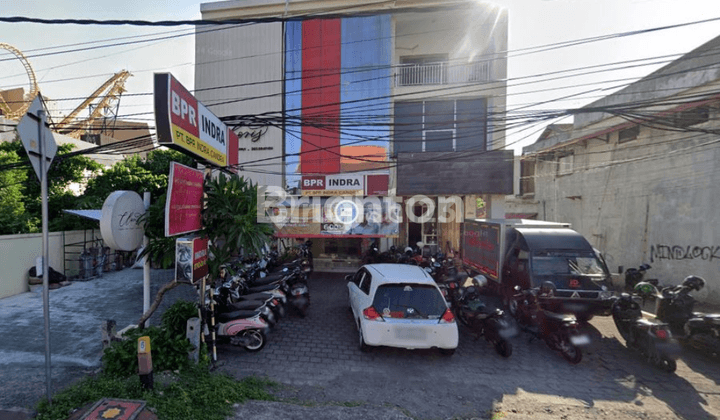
301,173 -> 389,196
155,73 -> 237,168
165,162 -> 204,237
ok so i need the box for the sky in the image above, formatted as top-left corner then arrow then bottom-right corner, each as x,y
1,0 -> 720,153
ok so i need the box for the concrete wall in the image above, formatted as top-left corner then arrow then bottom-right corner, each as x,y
526,107 -> 720,304
195,22 -> 284,188
0,230 -> 90,299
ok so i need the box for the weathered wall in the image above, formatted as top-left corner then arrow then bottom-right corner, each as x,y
0,230 -> 89,299
530,114 -> 720,304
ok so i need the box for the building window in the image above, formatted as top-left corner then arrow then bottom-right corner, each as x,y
618,125 -> 640,143
671,106 -> 709,128
394,98 -> 487,155
557,153 -> 574,176
398,55 -> 448,86
520,158 -> 535,195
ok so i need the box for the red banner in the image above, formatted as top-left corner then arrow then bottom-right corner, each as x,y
165,162 -> 204,237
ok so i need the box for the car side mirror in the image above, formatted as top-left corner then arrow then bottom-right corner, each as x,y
345,274 -> 352,282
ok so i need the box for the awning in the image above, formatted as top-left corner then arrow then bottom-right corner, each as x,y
63,209 -> 102,221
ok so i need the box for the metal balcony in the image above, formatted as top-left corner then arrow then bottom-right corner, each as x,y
394,61 -> 491,87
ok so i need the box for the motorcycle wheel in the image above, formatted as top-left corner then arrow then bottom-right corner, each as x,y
558,336 -> 582,364
494,339 -> 512,358
241,330 -> 266,352
657,357 -> 677,373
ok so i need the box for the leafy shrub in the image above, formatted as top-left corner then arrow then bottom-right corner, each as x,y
102,300 -> 199,376
35,367 -> 276,420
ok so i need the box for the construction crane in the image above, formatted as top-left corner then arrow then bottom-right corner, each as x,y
54,70 -> 132,138
0,43 -> 39,120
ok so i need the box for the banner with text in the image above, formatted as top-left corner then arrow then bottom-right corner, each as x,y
165,162 -> 204,237
154,73 -> 237,169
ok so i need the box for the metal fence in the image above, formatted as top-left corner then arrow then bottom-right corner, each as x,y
395,61 -> 491,86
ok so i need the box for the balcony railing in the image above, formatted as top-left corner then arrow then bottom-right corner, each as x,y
395,61 -> 491,87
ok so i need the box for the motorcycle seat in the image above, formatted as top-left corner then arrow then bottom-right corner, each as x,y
688,315 -> 720,326
544,311 -> 575,323
247,284 -> 281,293
238,292 -> 274,301
217,309 -> 261,323
228,300 -> 265,311
634,318 -> 665,328
252,276 -> 284,286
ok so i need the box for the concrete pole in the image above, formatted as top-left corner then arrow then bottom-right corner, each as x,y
143,192 -> 151,326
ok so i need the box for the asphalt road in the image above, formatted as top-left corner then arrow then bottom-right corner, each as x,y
0,268 -> 718,420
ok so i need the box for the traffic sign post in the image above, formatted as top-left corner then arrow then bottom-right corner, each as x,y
16,94 -> 57,404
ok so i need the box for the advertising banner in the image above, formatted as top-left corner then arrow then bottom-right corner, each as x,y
165,162 -> 204,237
176,236 -> 209,282
462,221 -> 501,280
154,73 -> 236,168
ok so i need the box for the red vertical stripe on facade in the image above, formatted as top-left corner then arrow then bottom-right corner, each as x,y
301,19 -> 341,174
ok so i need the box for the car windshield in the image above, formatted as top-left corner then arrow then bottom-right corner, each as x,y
373,283 -> 447,319
531,251 -> 607,277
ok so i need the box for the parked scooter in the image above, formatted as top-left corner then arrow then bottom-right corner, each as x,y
611,282 -> 680,372
454,275 -> 516,357
511,282 -> 589,364
624,263 -> 652,291
206,285 -> 270,352
655,276 -> 720,358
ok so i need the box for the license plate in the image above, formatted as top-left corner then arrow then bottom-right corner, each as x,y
395,328 -> 427,340
570,334 -> 591,346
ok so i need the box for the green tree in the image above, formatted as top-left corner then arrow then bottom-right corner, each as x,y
80,149 -> 195,208
0,139 -> 101,233
202,173 -> 274,279
0,146 -> 31,235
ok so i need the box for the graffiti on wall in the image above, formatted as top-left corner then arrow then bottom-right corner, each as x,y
650,245 -> 720,263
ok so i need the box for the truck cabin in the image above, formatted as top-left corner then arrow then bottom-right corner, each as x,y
503,228 -> 611,293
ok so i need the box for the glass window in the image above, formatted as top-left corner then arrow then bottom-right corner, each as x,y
531,252 -> 607,277
359,272 -> 372,294
372,284 -> 447,319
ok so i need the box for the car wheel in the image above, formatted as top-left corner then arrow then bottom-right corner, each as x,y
439,348 -> 455,356
358,323 -> 371,353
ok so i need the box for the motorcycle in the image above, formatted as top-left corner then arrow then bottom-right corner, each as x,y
624,263 -> 652,291
245,262 -> 310,318
511,282 -> 589,364
205,284 -> 270,352
454,275 -> 516,357
611,282 -> 680,372
655,276 -> 720,358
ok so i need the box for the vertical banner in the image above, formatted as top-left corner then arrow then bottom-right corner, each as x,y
165,162 -> 204,237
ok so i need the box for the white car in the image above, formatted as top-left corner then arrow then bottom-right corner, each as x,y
346,264 -> 459,355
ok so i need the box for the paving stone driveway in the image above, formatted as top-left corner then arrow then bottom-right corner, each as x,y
219,272 -> 720,420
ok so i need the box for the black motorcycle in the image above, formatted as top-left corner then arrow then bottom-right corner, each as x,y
611,282 -> 680,372
655,276 -> 720,358
624,263 -> 652,291
454,276 -> 515,357
511,282 -> 589,364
